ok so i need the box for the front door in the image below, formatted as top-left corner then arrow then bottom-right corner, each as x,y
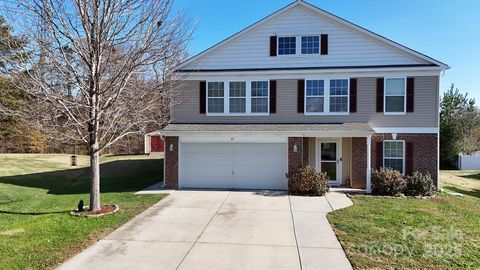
317,140 -> 342,185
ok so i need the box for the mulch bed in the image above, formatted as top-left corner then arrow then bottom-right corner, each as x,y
71,204 -> 119,217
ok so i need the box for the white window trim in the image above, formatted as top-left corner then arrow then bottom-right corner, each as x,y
304,78 -> 350,116
206,81 -> 225,116
383,140 -> 405,174
277,35 -> 323,56
384,77 -> 407,115
206,80 -> 269,116
300,35 -> 320,55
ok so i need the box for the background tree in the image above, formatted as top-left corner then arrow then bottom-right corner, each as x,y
0,0 -> 192,211
440,85 -> 480,167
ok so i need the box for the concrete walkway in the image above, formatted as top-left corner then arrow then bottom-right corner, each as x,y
58,190 -> 353,270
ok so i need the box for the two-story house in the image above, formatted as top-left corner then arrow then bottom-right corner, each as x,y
157,0 -> 449,193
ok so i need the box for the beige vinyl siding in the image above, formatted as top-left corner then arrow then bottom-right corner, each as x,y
172,76 -> 439,128
342,137 -> 351,185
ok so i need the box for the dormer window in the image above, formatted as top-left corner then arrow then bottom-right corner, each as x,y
278,36 -> 296,55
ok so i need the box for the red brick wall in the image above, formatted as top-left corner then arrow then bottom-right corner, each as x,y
288,137 -> 305,172
164,136 -> 179,188
351,137 -> 367,189
302,137 -> 309,164
372,133 -> 438,185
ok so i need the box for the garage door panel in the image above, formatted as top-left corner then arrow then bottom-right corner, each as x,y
179,142 -> 287,190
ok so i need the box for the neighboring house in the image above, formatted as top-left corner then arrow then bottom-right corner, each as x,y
154,0 -> 449,192
144,133 -> 165,154
458,151 -> 480,170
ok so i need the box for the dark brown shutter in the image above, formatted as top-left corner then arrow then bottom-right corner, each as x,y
406,77 -> 415,112
270,36 -> 277,57
349,78 -> 357,113
376,141 -> 384,169
321,34 -> 328,55
297,79 -> 305,113
376,78 -> 384,113
199,81 -> 206,114
269,80 -> 277,113
405,142 -> 414,175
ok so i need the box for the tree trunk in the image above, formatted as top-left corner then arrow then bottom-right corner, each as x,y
89,148 -> 101,211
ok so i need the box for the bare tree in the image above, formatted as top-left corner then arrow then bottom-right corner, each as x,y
0,0 -> 192,211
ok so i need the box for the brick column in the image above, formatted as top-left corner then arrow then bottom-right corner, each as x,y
351,137 -> 367,189
164,136 -> 179,188
288,137 -> 305,172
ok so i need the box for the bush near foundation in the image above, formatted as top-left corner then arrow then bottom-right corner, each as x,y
287,166 -> 329,196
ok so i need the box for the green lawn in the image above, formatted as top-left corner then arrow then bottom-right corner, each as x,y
0,154 -> 166,270
328,171 -> 480,270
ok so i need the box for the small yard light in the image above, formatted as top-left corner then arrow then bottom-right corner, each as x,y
71,155 -> 77,166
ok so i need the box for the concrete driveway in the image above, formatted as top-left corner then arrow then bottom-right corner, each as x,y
58,190 -> 353,270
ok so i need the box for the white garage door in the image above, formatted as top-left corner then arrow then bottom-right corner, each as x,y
179,142 -> 288,190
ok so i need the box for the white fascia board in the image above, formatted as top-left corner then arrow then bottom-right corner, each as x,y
181,68 -> 443,81
373,127 -> 439,134
161,130 -> 373,138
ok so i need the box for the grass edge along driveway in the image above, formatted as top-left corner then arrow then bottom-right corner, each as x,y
327,170 -> 480,270
0,154 -> 166,270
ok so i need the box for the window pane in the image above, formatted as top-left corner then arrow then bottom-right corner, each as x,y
306,80 -> 324,96
229,82 -> 246,97
330,97 -> 348,112
251,81 -> 268,97
321,143 -> 337,161
301,36 -> 319,54
229,98 -> 246,113
322,162 -> 337,181
207,82 -> 224,97
386,96 -> 405,112
278,36 -> 296,55
330,79 -> 348,95
384,141 -> 404,158
385,78 -> 405,95
251,97 -> 268,113
384,158 -> 404,173
306,97 -> 324,112
208,98 -> 224,113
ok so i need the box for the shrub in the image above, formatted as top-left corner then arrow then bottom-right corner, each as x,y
405,171 -> 436,196
371,167 -> 406,196
287,166 -> 329,196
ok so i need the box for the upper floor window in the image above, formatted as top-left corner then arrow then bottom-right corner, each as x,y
383,140 -> 405,174
301,36 -> 319,54
305,79 -> 349,115
207,82 -> 224,113
278,36 -> 296,55
305,80 -> 325,113
229,82 -> 246,113
251,81 -> 269,113
385,78 -> 406,114
329,79 -> 349,112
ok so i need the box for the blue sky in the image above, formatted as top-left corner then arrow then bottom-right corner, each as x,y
173,0 -> 480,103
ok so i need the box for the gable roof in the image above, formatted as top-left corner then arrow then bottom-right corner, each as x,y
177,0 -> 449,71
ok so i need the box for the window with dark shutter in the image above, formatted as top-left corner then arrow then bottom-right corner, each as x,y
405,142 -> 414,175
376,141 -> 383,169
406,77 -> 415,112
269,80 -> 277,113
376,78 -> 384,113
199,81 -> 206,114
349,78 -> 357,113
270,36 -> 277,57
321,34 -> 328,55
297,80 -> 305,113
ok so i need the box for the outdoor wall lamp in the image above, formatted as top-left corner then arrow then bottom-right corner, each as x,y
169,144 -> 174,152
293,144 -> 298,153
